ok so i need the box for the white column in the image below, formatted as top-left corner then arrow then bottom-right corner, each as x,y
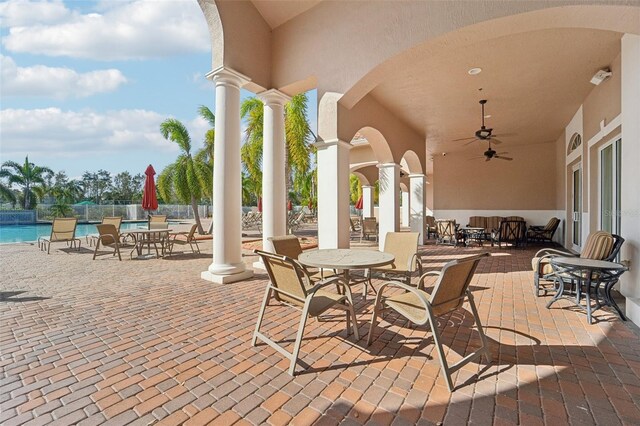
377,163 -> 400,249
401,190 -> 410,228
361,185 -> 374,218
316,139 -> 351,249
254,90 -> 290,269
202,67 -> 253,284
621,34 -> 640,325
409,173 -> 426,243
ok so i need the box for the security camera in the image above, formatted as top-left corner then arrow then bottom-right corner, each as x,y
442,152 -> 447,157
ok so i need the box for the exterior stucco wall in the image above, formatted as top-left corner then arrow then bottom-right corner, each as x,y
433,141 -> 557,211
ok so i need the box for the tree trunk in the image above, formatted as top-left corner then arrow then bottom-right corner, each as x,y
191,195 -> 204,234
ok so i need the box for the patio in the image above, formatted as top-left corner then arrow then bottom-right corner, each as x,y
2,236 -> 639,425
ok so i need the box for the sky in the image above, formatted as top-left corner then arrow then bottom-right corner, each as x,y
0,0 -> 318,179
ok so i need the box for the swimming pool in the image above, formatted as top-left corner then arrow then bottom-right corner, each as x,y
0,222 -> 147,244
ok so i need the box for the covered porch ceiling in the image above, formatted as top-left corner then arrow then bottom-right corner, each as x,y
369,28 -> 622,158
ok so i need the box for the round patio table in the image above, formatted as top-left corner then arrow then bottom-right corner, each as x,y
547,256 -> 628,324
126,228 -> 172,259
299,249 -> 394,300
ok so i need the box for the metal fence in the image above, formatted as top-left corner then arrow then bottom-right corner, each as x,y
34,204 -> 210,222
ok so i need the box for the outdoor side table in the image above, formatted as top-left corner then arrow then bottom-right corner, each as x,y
460,227 -> 485,246
547,256 -> 628,324
298,248 -> 394,299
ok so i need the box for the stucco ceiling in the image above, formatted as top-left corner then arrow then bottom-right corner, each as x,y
369,28 -> 622,155
251,0 -> 321,29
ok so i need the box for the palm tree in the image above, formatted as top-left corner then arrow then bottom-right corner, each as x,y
0,181 -> 17,206
240,93 -> 312,204
195,105 -> 215,168
158,118 -> 212,234
0,156 -> 53,209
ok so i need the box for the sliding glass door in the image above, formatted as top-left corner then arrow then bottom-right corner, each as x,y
600,138 -> 622,235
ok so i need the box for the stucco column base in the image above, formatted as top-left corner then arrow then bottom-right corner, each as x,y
361,185 -> 374,218
201,269 -> 254,284
252,260 -> 266,270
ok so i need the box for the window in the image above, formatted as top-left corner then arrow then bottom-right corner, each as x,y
567,133 -> 582,155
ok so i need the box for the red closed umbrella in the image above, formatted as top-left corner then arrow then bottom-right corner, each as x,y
355,195 -> 363,210
257,197 -> 262,213
142,164 -> 158,212
287,200 -> 293,211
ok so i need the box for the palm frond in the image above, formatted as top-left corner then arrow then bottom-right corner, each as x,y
198,105 -> 215,127
160,118 -> 192,154
157,164 -> 176,202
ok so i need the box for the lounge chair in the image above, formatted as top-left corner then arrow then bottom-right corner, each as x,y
166,224 -> 201,256
360,217 -> 378,242
367,253 -> 491,392
93,224 -> 129,261
484,216 -> 503,235
435,219 -> 458,246
366,232 -> 422,291
38,218 -> 81,254
148,215 -> 167,229
491,220 -> 527,248
532,231 -> 624,296
252,249 -> 359,375
527,217 -> 560,244
87,216 -> 123,246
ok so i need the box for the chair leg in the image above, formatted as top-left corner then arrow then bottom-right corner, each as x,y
115,244 -> 122,261
367,295 -> 383,346
289,303 -> 311,376
343,288 -> 360,340
534,272 -> 540,296
93,240 -> 100,260
428,315 -> 455,392
252,286 -> 272,346
467,291 -> 491,363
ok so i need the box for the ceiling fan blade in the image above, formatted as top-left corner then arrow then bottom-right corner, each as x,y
496,151 -> 510,155
489,138 -> 503,145
485,157 -> 491,162
491,133 -> 517,138
494,155 -> 513,161
464,139 -> 479,146
467,156 -> 485,160
452,136 -> 477,142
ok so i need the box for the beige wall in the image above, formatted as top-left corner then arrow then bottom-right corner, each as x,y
433,142 -> 557,210
555,129 -> 566,210
583,53 -> 622,142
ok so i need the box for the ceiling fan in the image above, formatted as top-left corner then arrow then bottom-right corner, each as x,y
470,140 -> 513,162
452,99 -> 505,145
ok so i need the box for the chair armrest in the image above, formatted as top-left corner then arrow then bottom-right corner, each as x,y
534,247 -> 575,258
417,271 -> 441,290
375,280 -> 430,323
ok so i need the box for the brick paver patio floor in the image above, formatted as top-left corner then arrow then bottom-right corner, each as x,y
2,236 -> 640,425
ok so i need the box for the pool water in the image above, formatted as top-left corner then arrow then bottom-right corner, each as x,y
0,222 -> 147,244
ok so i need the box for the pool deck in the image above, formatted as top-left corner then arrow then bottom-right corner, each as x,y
1,226 -> 640,425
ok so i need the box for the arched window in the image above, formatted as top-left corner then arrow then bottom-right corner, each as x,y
568,133 -> 582,155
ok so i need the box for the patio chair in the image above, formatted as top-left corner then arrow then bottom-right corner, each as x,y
435,219 -> 458,246
490,220 -> 527,248
166,224 -> 201,256
425,215 -> 437,239
148,215 -> 167,229
505,215 -> 524,222
484,216 -> 503,234
527,217 -> 560,244
92,224 -> 129,261
532,231 -> 624,296
38,218 -> 81,254
366,232 -> 422,291
288,211 -> 306,232
466,216 -> 486,229
269,235 -> 334,281
360,217 -> 378,242
252,249 -> 359,375
87,216 -> 123,246
367,253 -> 491,392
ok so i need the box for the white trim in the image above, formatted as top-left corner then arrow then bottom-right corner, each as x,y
571,162 -> 582,251
588,114 -> 622,148
313,139 -> 352,150
597,135 -> 622,234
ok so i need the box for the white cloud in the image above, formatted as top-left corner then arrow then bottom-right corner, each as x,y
0,108 -> 199,158
0,0 -> 71,27
1,0 -> 209,60
1,55 -> 127,98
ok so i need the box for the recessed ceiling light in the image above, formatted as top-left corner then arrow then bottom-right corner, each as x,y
468,67 -> 482,75
484,114 -> 491,118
